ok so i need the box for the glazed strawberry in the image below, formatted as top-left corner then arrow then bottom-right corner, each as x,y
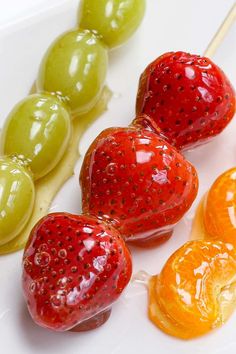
80,126 -> 198,247
136,51 -> 235,150
22,213 -> 132,332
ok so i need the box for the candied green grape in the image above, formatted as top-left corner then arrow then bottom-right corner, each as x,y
79,0 -> 146,48
1,93 -> 71,180
0,157 -> 35,245
36,29 -> 108,116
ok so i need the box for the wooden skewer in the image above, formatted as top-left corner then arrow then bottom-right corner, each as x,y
204,2 -> 236,58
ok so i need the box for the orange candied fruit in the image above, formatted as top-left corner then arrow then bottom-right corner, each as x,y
148,240 -> 236,339
204,168 -> 236,245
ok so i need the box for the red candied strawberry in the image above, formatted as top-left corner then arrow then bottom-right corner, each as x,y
136,51 -> 236,150
80,126 -> 198,247
22,213 -> 132,332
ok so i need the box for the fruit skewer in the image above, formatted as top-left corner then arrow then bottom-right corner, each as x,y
80,3 -> 235,247
0,89 -> 111,254
21,1 -> 236,335
146,5 -> 236,338
0,0 -> 146,254
81,34 -> 235,247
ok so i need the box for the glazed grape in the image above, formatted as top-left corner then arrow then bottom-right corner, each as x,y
0,157 -> 35,246
36,30 -> 108,116
79,0 -> 146,48
1,93 -> 71,180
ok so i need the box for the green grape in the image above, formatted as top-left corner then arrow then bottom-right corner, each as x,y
0,157 -> 35,245
36,29 -> 108,116
1,93 -> 71,180
79,0 -> 146,48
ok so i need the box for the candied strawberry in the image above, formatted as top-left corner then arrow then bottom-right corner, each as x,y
136,51 -> 235,150
22,213 -> 132,332
80,126 -> 198,247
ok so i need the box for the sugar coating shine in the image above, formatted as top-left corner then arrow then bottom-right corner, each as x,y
0,157 -> 35,245
80,126 -> 198,246
149,240 -> 236,339
79,0 -> 146,48
1,93 -> 71,180
136,51 -> 236,150
22,213 -> 132,331
37,29 -> 108,116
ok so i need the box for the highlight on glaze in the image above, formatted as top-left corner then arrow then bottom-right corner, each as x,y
148,240 -> 236,339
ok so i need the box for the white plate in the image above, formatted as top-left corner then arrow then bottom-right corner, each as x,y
0,1 -> 236,353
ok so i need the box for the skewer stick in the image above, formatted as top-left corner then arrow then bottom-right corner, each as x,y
204,2 -> 236,58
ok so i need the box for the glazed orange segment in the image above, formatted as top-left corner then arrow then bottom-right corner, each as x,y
204,168 -> 236,245
148,241 -> 236,339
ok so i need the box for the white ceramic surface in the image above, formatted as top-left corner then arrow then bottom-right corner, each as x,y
0,1 -> 236,353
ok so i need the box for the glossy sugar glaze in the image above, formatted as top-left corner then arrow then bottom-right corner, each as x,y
204,168 -> 236,245
136,51 -> 235,150
22,213 -> 132,331
149,240 -> 236,339
80,126 -> 198,246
